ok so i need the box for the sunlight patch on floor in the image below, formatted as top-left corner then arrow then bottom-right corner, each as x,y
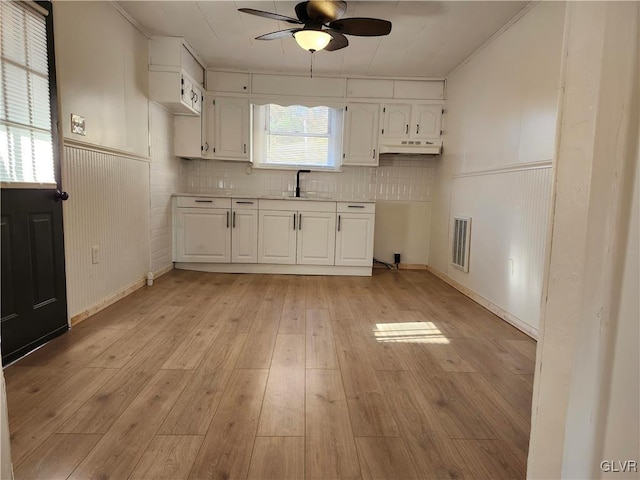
373,321 -> 450,344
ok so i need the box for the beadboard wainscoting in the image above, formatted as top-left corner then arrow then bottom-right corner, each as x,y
150,104 -> 185,275
62,145 -> 151,321
447,165 -> 553,336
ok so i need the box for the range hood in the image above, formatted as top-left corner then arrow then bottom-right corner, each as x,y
378,139 -> 442,156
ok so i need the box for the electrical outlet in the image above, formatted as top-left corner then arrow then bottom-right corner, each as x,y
91,245 -> 99,264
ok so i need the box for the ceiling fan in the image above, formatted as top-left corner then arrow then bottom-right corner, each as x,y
238,0 -> 392,53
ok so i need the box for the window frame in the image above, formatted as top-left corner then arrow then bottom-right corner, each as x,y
0,0 -> 60,189
251,103 -> 344,172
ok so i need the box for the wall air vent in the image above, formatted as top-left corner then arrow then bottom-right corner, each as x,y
452,216 -> 471,272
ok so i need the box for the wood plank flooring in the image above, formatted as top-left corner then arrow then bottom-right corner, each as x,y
5,270 -> 535,479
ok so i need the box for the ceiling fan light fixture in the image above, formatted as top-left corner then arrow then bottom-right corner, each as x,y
293,29 -> 331,52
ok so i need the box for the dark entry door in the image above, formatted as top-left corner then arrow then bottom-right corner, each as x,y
1,1 -> 68,365
1,189 -> 68,364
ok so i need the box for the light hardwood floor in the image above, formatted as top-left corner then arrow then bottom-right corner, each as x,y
5,270 -> 536,480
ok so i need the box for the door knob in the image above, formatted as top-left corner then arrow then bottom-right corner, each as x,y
54,190 -> 69,201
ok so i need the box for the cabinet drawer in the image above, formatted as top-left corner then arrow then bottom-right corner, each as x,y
176,196 -> 231,209
337,202 -> 375,214
233,198 -> 258,209
259,199 -> 336,213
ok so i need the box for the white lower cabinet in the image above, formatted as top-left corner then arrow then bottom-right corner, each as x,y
175,197 -> 375,273
335,203 -> 375,267
258,210 -> 297,264
296,211 -> 336,265
175,207 -> 231,262
231,207 -> 258,263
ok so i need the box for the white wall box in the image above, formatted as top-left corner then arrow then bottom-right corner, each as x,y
343,103 -> 380,166
149,37 -> 205,115
335,202 -> 375,267
346,79 -> 394,99
206,71 -> 250,93
394,80 -> 445,100
174,196 -> 375,275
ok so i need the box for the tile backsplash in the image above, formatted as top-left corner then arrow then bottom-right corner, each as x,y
182,156 -> 436,201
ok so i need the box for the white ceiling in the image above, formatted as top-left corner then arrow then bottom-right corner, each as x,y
118,1 -> 528,78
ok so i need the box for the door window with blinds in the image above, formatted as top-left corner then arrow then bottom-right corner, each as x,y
0,1 -> 55,186
252,103 -> 344,171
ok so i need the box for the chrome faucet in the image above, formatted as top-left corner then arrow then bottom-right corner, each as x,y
295,170 -> 310,197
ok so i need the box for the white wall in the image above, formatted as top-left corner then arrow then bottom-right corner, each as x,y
430,2 -> 565,334
54,2 -> 149,157
54,3 -> 152,320
183,156 -> 435,265
149,104 -> 184,275
529,2 -> 640,477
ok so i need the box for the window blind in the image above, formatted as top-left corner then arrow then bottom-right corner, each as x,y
0,1 -> 55,185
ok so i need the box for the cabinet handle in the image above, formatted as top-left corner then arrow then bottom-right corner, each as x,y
195,199 -> 213,203
232,211 -> 236,228
416,124 -> 420,135
298,213 -> 302,230
347,205 -> 366,209
243,144 -> 247,154
293,213 -> 296,230
235,201 -> 254,205
204,142 -> 209,152
372,149 -> 376,159
226,211 -> 229,228
338,215 -> 341,232
406,124 -> 409,134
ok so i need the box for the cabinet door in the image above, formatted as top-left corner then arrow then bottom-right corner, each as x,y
214,97 -> 249,160
412,104 -> 442,140
174,115 -> 202,158
191,84 -> 202,114
296,211 -> 336,266
231,209 -> 258,263
335,213 -> 374,266
381,104 -> 411,139
258,210 -> 297,264
175,208 -> 231,263
201,96 -> 215,159
181,75 -> 193,110
343,103 -> 379,166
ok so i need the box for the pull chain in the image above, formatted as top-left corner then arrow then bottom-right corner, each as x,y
309,49 -> 315,78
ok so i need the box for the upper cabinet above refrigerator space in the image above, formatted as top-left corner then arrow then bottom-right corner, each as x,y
148,37 -> 205,115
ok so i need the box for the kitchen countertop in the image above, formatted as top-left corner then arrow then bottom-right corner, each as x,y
172,193 -> 376,203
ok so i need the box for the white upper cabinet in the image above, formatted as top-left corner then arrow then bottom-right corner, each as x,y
213,97 -> 250,161
381,103 -> 442,140
411,104 -> 443,139
174,115 -> 203,158
343,103 -> 380,166
381,104 -> 412,139
148,37 -> 205,116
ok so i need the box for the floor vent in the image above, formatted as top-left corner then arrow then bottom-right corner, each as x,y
452,216 -> 471,272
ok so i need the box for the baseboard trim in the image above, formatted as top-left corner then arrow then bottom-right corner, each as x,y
70,278 -> 147,327
426,265 -> 538,340
153,263 -> 174,279
175,262 -> 372,277
399,263 -> 428,270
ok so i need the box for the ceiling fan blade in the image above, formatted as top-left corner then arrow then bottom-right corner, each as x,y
307,0 -> 347,23
329,17 -> 392,36
324,30 -> 349,51
255,28 -> 300,41
238,8 -> 302,25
